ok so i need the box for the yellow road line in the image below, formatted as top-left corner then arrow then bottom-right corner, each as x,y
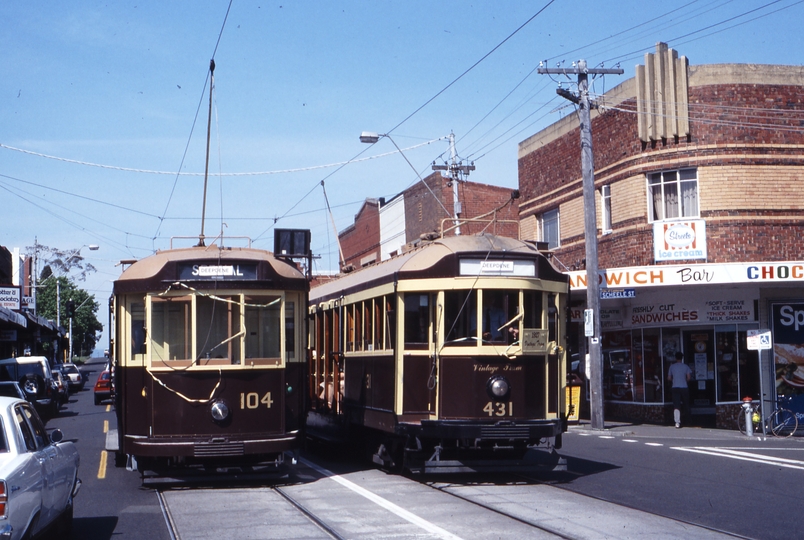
98,450 -> 108,479
103,420 -> 108,434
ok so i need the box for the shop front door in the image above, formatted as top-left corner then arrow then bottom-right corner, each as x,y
683,329 -> 716,427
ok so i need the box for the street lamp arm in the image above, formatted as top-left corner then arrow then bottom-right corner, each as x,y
359,131 -> 452,220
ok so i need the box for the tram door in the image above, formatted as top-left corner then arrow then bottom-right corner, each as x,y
683,329 -> 716,427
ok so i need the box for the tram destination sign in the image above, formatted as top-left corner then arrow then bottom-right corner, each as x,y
178,263 -> 258,281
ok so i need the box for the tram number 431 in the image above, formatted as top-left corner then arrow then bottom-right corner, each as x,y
240,392 -> 273,409
483,401 -> 513,417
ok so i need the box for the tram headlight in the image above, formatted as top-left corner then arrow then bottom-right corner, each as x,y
210,400 -> 230,422
487,375 -> 510,399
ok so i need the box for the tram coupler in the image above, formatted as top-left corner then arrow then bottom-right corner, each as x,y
742,397 -> 754,437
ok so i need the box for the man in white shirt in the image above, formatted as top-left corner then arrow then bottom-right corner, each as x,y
667,351 -> 692,428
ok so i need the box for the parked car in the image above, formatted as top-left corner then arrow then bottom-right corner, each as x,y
94,370 -> 112,405
0,357 -> 59,419
57,363 -> 84,393
0,396 -> 81,540
0,382 -> 26,401
51,370 -> 69,406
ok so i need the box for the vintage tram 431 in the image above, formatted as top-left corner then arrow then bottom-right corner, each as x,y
111,242 -> 308,476
308,233 -> 570,473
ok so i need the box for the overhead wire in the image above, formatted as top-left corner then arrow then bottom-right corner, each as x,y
153,0 -> 234,245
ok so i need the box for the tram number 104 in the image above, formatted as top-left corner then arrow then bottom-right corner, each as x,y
483,401 -> 513,417
240,392 -> 274,409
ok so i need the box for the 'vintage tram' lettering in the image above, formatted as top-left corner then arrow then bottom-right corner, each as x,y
474,364 -> 500,373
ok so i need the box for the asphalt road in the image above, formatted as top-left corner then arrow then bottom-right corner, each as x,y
558,422 -> 804,540
44,358 -> 804,539
47,357 -> 171,540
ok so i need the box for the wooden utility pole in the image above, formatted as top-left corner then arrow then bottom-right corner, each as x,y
538,60 -> 623,430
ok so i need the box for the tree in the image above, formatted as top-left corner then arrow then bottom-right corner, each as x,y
30,244 -> 103,360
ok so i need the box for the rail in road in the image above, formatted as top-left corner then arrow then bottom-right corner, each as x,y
155,456 -> 744,540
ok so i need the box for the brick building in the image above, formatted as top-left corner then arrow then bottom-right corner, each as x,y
338,172 -> 520,270
0,246 -> 62,360
518,43 -> 804,428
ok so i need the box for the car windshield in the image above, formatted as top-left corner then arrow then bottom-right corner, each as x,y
65,365 -> 80,375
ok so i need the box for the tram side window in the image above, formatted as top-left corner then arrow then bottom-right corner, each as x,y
443,290 -> 477,345
150,296 -> 191,362
195,295 -> 242,363
346,305 -> 355,352
522,291 -> 544,329
547,293 -> 558,342
130,301 -> 146,360
285,301 -> 296,362
245,295 -> 281,360
374,300 -> 382,351
404,293 -> 430,349
385,296 -> 395,350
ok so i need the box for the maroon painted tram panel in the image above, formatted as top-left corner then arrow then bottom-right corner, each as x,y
120,366 -> 285,437
440,356 -> 547,420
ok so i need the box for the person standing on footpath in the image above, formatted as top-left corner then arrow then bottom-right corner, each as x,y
667,351 -> 692,428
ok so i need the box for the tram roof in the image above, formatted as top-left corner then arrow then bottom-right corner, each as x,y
310,233 -> 566,303
114,244 -> 306,293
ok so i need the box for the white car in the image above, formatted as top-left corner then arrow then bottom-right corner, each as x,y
0,397 -> 80,540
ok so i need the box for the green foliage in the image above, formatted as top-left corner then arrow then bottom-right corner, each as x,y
31,244 -> 103,358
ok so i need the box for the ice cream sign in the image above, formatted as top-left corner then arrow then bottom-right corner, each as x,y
653,220 -> 707,262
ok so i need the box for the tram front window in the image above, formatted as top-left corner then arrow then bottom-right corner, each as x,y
481,290 -> 519,344
244,295 -> 281,360
196,295 -> 242,363
444,290 -> 477,345
150,296 -> 191,362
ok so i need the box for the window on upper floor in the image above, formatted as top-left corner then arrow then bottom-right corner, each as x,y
647,168 -> 698,222
601,185 -> 612,233
540,209 -> 560,249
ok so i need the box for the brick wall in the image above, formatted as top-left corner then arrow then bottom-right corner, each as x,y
518,75 -> 804,271
339,199 -> 380,269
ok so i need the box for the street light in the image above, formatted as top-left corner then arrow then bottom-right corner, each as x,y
359,131 -> 453,222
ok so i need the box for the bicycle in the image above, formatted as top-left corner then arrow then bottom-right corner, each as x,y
736,399 -> 798,437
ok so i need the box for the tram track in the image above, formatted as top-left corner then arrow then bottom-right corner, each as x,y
272,485 -> 346,540
421,470 -> 750,540
152,455 -> 746,539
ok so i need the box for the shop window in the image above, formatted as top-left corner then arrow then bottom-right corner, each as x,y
647,168 -> 698,222
602,331 -> 633,401
640,328 -> 663,403
540,209 -> 560,249
716,326 -> 760,403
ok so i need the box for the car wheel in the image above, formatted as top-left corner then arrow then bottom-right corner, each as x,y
20,374 -> 40,396
94,394 -> 101,405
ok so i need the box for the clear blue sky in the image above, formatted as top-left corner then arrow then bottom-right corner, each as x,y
3,1 -> 803,351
